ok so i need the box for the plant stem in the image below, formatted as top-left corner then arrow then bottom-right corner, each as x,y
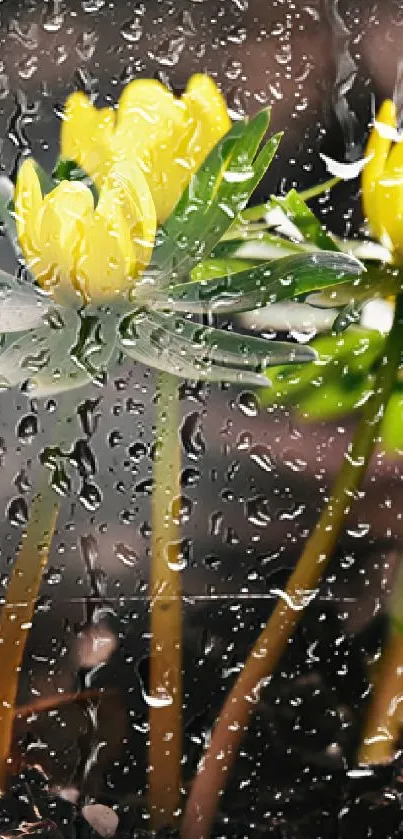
0,479 -> 59,788
182,295 -> 403,839
148,372 -> 182,829
299,176 -> 341,203
358,625 -> 403,764
240,176 -> 342,222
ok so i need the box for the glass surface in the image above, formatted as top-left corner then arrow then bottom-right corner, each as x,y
0,2 -> 401,838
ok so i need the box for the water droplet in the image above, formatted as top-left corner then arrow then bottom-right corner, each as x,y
79,481 -> 102,512
17,413 -> 38,445
270,587 -> 319,611
43,1 -> 65,32
166,538 -> 192,571
44,566 -> 63,586
128,441 -> 147,463
121,16 -> 143,43
181,411 -> 205,460
249,444 -> 274,472
181,467 -> 200,487
149,36 -> 185,67
77,398 -> 100,437
237,391 -> 260,417
209,511 -> 223,537
82,0 -> 105,11
70,439 -> 97,476
113,542 -> 138,568
75,29 -> 98,61
246,495 -> 271,527
7,496 -> 28,527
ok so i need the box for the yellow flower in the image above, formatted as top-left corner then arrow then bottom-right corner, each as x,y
362,99 -> 403,257
61,74 -> 231,224
14,157 -> 156,304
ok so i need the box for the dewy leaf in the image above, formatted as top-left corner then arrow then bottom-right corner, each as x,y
0,308 -> 117,396
272,189 -> 339,252
297,373 -> 376,421
119,309 -> 316,386
150,251 -> 364,315
261,328 -> 385,415
33,161 -> 56,196
52,157 -> 99,202
332,301 -> 364,333
305,261 -> 401,310
0,271 -> 53,331
148,111 -> 280,284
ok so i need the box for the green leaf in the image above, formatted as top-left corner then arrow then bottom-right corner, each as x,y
296,373 -> 375,421
191,258 -> 261,283
380,391 -> 403,452
119,310 -> 316,386
211,230 -> 306,262
332,301 -> 364,333
0,270 -> 53,332
52,157 -> 98,202
149,251 -> 364,315
303,261 -> 401,309
33,161 -> 56,196
261,328 -> 385,411
149,111 -> 281,283
272,189 -> 339,251
0,308 -> 117,396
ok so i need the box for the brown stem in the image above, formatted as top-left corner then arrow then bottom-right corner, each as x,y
0,480 -> 59,789
148,372 -> 182,829
358,627 -> 403,764
182,296 -> 403,839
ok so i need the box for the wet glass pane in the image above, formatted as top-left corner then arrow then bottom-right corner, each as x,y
0,2 -> 402,838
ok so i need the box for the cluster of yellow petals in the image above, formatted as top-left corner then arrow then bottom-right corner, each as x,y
14,74 -> 231,303
61,74 -> 231,225
362,99 -> 403,257
15,159 -> 156,303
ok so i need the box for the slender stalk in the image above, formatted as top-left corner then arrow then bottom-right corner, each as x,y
182,296 -> 403,839
148,372 -> 182,829
358,551 -> 403,763
358,626 -> 403,764
299,176 -> 342,203
240,176 -> 342,222
0,479 -> 59,788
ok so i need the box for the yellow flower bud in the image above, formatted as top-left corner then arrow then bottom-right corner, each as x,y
362,99 -> 403,257
61,74 -> 231,224
14,158 -> 156,304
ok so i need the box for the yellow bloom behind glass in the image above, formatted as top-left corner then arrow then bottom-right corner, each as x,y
362,99 -> 403,259
14,158 -> 156,303
61,74 -> 232,224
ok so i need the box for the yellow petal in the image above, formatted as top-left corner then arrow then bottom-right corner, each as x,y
116,78 -> 191,222
77,161 -> 156,302
182,74 -> 231,167
371,115 -> 403,254
61,91 -> 115,188
116,78 -> 185,144
14,159 -> 43,266
362,99 -> 396,239
37,180 -> 94,298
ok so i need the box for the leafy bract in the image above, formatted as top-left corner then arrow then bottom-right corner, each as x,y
149,251 -> 364,315
119,309 -> 316,386
146,112 -> 282,285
